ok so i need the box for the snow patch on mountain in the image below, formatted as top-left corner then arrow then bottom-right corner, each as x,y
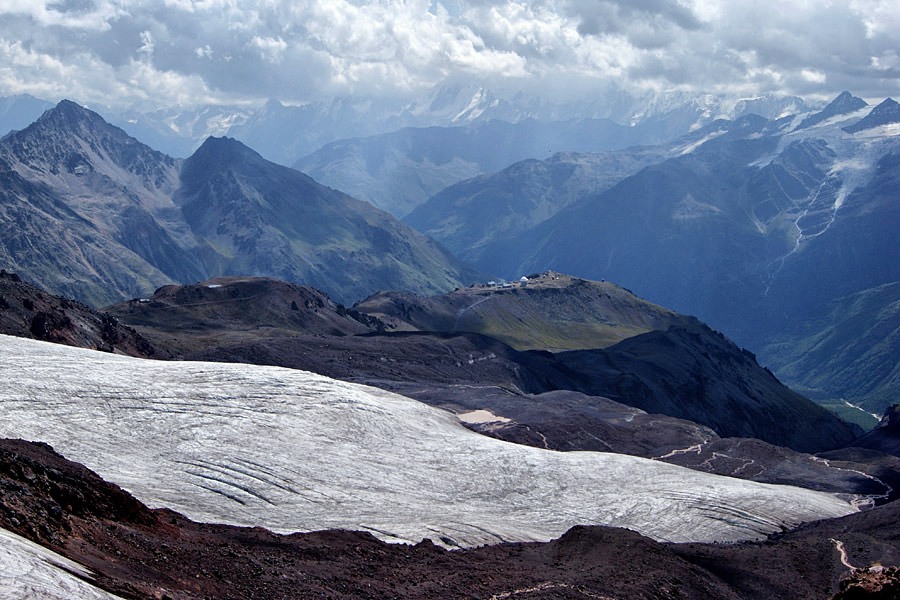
853,122 -> 900,138
678,129 -> 727,155
792,106 -> 872,133
453,87 -> 490,122
0,335 -> 855,548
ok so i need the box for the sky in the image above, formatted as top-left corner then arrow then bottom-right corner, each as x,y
0,0 -> 898,110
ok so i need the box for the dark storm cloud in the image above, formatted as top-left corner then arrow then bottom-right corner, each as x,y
569,0 -> 702,37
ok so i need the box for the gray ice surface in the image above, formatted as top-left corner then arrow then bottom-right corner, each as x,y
0,527 -> 121,600
0,334 -> 854,547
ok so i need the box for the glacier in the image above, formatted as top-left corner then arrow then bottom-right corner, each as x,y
0,527 -> 121,600
0,334 -> 855,547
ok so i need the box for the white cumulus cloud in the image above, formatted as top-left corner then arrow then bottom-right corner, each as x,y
0,0 -> 896,109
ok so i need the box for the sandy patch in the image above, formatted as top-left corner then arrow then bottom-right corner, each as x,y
458,409 -> 512,424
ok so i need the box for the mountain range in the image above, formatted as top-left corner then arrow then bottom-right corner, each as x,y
288,89 -> 814,217
403,92 -> 900,413
294,117 -> 670,217
1,92 -> 893,425
0,100 -> 478,306
1,84 -> 817,165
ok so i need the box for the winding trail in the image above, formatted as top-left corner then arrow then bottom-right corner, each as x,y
831,538 -> 857,570
489,582 -> 614,599
653,443 -> 705,461
810,456 -> 894,505
452,295 -> 493,331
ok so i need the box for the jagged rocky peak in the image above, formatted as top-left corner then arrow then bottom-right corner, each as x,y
259,98 -> 287,114
194,134 -> 251,156
24,100 -> 138,152
182,135 -> 272,177
36,99 -> 108,131
843,97 -> 900,133
797,91 -> 868,130
1,98 -> 176,184
829,91 -> 868,111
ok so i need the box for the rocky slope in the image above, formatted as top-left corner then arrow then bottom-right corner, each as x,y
853,405 -> 900,457
352,273 -> 863,452
0,270 -> 155,357
106,276 -> 382,356
555,321 -> 863,453
177,135 -> 481,303
0,101 -> 197,306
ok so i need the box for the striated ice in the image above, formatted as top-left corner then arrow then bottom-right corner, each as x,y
0,334 -> 855,548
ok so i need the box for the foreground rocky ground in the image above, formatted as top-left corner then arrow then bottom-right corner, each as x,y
1,439 -> 900,599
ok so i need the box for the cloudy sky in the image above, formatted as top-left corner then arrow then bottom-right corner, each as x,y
0,0 -> 898,109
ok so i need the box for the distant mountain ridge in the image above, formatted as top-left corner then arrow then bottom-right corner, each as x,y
232,86 -> 817,166
293,119 -> 665,217
404,149 -> 667,257
2,85 -> 819,167
291,91 -> 819,217
0,101 -> 480,306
